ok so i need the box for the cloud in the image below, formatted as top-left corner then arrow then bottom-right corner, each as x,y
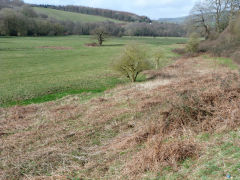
24,0 -> 197,19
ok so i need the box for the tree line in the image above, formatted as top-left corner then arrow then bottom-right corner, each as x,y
126,22 -> 185,37
33,4 -> 152,23
0,0 -> 186,37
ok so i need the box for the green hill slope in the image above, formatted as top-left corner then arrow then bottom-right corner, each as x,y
33,7 -> 124,23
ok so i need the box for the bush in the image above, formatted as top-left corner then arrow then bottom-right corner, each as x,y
153,50 -> 166,69
112,43 -> 151,82
185,33 -> 200,54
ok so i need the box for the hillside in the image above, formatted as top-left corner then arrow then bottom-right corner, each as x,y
33,4 -> 152,23
158,16 -> 187,24
1,55 -> 240,179
33,7 -> 124,23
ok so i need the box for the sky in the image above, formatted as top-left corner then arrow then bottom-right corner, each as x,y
23,0 -> 197,19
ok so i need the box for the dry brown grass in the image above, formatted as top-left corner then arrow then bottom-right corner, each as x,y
0,56 -> 240,179
122,71 -> 240,177
125,138 -> 199,177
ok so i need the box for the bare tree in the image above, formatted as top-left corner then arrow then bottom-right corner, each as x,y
209,0 -> 230,32
91,27 -> 107,46
188,1 -> 212,39
188,0 -> 240,37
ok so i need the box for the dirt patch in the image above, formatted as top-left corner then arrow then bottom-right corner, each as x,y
38,46 -> 73,50
85,43 -> 98,47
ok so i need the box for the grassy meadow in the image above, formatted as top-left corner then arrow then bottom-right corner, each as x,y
0,36 -> 187,106
1,2 -> 240,179
33,7 -> 124,23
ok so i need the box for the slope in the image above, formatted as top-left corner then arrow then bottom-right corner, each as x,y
33,4 -> 152,23
33,7 -> 124,23
1,55 -> 240,179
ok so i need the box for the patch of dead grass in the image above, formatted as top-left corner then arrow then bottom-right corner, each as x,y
125,138 -> 199,177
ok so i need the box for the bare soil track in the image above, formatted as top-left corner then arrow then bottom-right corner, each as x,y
1,56 -> 240,179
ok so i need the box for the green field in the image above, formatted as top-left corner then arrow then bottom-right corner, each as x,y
0,36 -> 187,106
34,7 -> 124,23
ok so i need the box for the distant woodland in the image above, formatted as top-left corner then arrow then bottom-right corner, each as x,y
0,0 -> 186,37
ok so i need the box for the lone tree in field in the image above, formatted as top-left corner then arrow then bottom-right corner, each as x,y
91,27 -> 107,46
112,43 -> 151,82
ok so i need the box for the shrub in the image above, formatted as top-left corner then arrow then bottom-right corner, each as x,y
153,50 -> 166,69
112,43 -> 151,82
185,33 -> 200,54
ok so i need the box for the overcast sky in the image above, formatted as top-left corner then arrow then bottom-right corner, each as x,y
23,0 -> 197,19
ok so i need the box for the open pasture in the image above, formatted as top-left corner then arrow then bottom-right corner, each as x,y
0,36 -> 187,106
33,7 -> 124,23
